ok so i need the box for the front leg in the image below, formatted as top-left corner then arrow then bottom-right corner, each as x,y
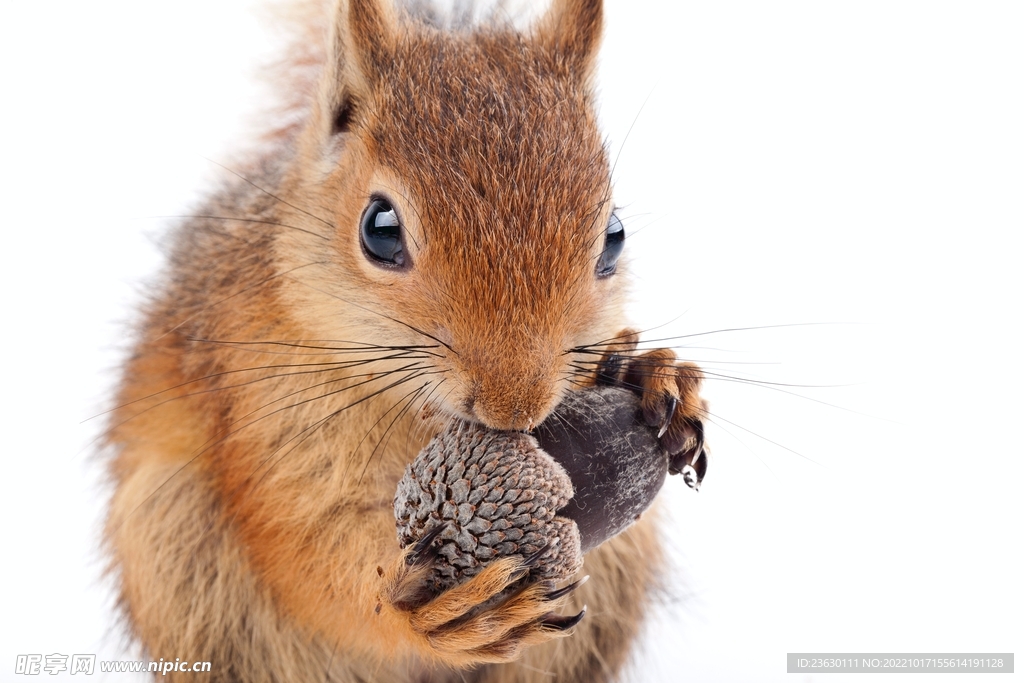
592,328 -> 709,489
375,527 -> 586,668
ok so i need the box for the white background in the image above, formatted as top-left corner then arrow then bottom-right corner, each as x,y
1,1 -> 1021,681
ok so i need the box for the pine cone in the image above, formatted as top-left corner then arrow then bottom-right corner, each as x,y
393,424 -> 583,593
393,386 -> 668,593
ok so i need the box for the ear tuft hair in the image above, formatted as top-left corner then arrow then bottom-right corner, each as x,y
536,0 -> 603,79
315,0 -> 397,138
345,0 -> 397,78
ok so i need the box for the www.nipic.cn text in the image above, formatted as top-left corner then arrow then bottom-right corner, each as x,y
15,654 -> 212,676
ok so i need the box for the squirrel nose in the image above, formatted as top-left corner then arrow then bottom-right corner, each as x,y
463,382 -> 554,432
455,339 -> 563,431
465,398 -> 534,432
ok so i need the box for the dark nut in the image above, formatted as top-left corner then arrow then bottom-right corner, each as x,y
533,386 -> 668,554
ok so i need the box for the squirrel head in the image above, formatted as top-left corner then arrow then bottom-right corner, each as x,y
281,0 -> 625,431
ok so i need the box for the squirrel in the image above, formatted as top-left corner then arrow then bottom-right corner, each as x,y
104,0 -> 708,681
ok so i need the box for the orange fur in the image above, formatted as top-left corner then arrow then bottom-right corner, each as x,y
104,1 -> 706,681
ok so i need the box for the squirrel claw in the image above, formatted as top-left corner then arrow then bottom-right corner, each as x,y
545,575 -> 589,602
379,555 -> 584,665
668,419 -> 708,489
595,353 -> 627,386
521,544 -> 548,570
541,606 -> 587,632
407,522 -> 447,567
670,444 -> 708,491
590,328 -> 710,488
658,395 -> 678,438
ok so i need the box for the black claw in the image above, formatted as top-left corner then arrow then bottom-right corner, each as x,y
595,354 -> 626,386
545,575 -> 589,602
407,522 -> 447,566
681,465 -> 699,490
541,606 -> 587,632
669,425 -> 708,491
691,445 -> 708,486
509,544 -> 549,582
522,544 -> 548,568
658,395 -> 678,438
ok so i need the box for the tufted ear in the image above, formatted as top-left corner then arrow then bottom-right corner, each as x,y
316,0 -> 397,136
535,0 -> 604,80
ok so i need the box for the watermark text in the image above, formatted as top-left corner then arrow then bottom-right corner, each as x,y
15,655 -> 211,676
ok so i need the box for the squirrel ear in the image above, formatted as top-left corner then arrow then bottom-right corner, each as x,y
317,0 -> 397,135
535,0 -> 604,79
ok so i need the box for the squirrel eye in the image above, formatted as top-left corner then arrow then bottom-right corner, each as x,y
360,198 -> 405,267
595,212 -> 625,277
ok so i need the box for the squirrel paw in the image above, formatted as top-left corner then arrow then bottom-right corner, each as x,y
376,538 -> 586,666
592,328 -> 709,489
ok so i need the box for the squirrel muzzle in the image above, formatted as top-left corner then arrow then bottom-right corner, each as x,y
454,341 -> 565,432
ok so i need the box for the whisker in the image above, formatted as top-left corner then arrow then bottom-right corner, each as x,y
110,366 -> 433,539
105,362 -> 430,436
187,337 -> 444,357
702,408 -> 823,467
700,369 -> 849,389
153,214 -> 328,240
245,376 -> 422,495
154,261 -> 332,342
573,361 -> 847,390
571,322 -> 856,351
568,316 -> 692,354
89,351 -> 434,421
700,413 -> 780,483
245,378 -> 434,499
417,378 -> 447,419
347,371 -> 448,471
609,86 -> 656,182
202,157 -> 335,232
185,364 -> 433,473
567,361 -> 874,418
357,381 -> 432,484
570,356 -> 781,366
402,378 -> 449,455
286,279 -> 458,355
